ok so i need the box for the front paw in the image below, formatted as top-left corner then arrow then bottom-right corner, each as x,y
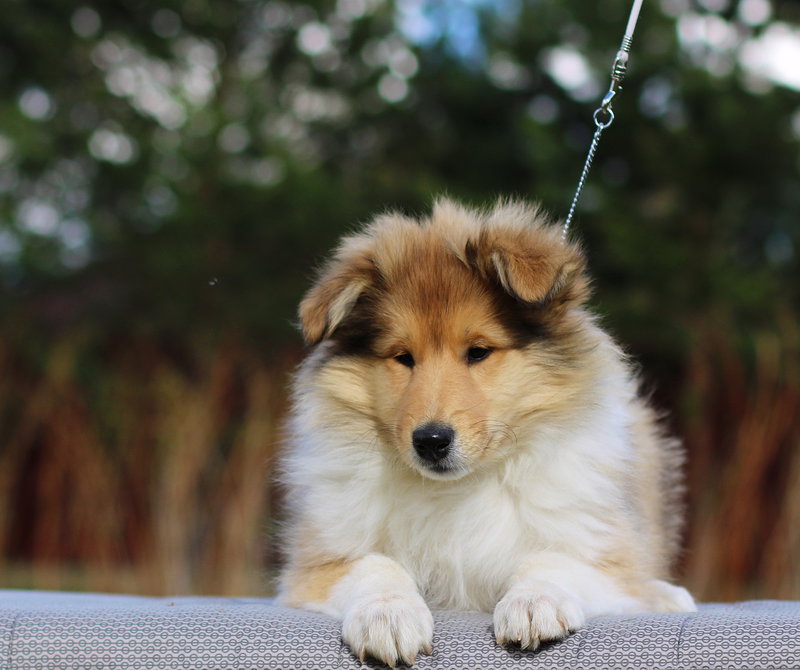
494,581 -> 585,650
342,591 -> 434,666
647,579 -> 697,613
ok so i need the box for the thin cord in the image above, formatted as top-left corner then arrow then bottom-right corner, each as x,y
563,0 -> 644,238
625,0 -> 644,39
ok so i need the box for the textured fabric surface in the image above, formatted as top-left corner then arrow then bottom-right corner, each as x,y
1,591 -> 799,670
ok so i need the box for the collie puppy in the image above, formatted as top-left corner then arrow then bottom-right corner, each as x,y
278,199 -> 695,666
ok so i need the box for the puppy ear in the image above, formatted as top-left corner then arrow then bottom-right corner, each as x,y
298,237 -> 376,345
470,227 -> 589,307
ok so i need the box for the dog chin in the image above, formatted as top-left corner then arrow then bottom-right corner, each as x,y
412,459 -> 472,481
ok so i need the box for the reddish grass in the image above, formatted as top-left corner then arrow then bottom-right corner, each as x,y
680,319 -> 800,600
0,335 -> 289,596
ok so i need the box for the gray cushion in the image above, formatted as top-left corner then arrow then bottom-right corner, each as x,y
1,590 -> 799,669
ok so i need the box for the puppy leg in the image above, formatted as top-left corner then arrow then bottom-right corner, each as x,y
281,554 -> 433,666
494,551 -> 645,649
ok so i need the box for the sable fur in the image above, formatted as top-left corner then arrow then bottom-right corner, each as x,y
278,198 -> 695,666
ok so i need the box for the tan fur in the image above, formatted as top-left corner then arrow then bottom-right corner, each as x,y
281,559 -> 354,608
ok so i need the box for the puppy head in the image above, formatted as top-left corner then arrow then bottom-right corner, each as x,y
298,199 -> 591,480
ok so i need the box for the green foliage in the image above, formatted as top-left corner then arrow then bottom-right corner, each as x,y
0,0 -> 798,355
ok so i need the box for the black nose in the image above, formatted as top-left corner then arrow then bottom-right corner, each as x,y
412,423 -> 454,462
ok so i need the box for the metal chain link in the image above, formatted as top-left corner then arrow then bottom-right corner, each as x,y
563,114 -> 612,239
562,0 -> 643,238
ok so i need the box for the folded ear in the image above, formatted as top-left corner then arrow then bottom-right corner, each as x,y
298,237 -> 376,345
468,226 -> 589,307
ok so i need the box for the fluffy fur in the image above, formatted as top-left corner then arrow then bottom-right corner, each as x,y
278,199 -> 696,666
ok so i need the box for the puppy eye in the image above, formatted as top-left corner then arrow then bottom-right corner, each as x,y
394,352 -> 415,368
467,347 -> 492,363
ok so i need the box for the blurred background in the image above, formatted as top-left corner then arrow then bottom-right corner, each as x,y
1,0 -> 798,602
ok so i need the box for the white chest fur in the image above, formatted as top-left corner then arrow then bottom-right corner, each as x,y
286,407 -> 632,612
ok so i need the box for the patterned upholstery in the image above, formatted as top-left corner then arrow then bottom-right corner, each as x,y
2,590 -> 799,669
